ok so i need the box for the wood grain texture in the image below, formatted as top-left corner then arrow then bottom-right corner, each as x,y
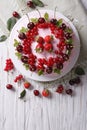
0,0 -> 87,130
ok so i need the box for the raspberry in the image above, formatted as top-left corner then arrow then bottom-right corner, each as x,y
14,74 -> 23,82
4,59 -> 14,71
56,85 -> 64,93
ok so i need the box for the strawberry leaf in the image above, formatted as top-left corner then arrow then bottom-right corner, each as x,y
0,35 -> 7,42
7,17 -> 16,31
19,89 -> 26,98
75,66 -> 85,75
32,0 -> 44,7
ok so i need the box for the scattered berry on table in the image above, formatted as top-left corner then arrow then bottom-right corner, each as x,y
6,84 -> 13,89
66,89 -> 73,96
27,1 -> 35,8
33,90 -> 40,96
14,74 -> 23,82
56,85 -> 64,94
42,89 -> 50,97
12,11 -> 20,18
4,58 -> 14,71
24,82 -> 31,89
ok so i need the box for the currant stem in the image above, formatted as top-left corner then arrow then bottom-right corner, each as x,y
36,8 -> 41,17
54,6 -> 57,19
26,13 -> 30,22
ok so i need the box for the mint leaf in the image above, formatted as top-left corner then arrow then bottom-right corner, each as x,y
14,39 -> 20,47
0,35 -> 7,42
32,0 -> 44,7
38,69 -> 43,76
23,63 -> 29,70
15,52 -> 22,59
66,39 -> 73,44
75,66 -> 85,75
20,27 -> 28,33
65,27 -> 73,34
31,18 -> 38,23
56,19 -> 63,27
19,90 -> 26,98
54,68 -> 61,74
7,17 -> 16,31
44,12 -> 49,21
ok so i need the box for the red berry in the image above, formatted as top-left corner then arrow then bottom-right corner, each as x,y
44,43 -> 53,52
12,11 -> 20,18
14,74 -> 23,82
50,19 -> 57,25
56,85 -> 64,94
42,89 -> 50,97
33,90 -> 40,96
66,89 -> 73,95
36,43 -> 44,53
18,32 -> 26,40
44,35 -> 53,43
37,36 -> 44,43
24,82 -> 31,89
6,84 -> 13,89
4,59 -> 14,71
27,22 -> 35,29
38,18 -> 45,23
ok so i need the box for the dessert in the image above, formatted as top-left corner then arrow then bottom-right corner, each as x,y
10,10 -> 80,81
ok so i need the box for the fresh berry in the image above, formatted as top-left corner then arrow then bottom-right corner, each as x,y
65,33 -> 72,39
18,32 -> 26,40
56,63 -> 63,70
38,17 -> 45,23
33,90 -> 40,96
60,23 -> 66,30
74,77 -> 81,84
44,43 -> 53,52
62,54 -> 69,61
27,22 -> 35,29
44,35 -> 53,43
6,84 -> 13,89
36,43 -> 44,53
27,1 -> 35,8
66,44 -> 73,50
16,45 -> 23,52
12,11 -> 20,18
56,85 -> 64,93
21,56 -> 28,63
50,19 -> 57,25
69,79 -> 75,85
46,67 -> 53,74
29,65 -> 36,71
66,89 -> 73,95
24,82 -> 31,89
42,89 -> 50,97
14,74 -> 23,82
4,59 -> 14,71
36,36 -> 44,43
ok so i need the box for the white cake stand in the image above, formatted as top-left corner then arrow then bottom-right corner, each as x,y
9,9 -> 80,82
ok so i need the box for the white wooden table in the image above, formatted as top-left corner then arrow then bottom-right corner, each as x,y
0,0 -> 87,130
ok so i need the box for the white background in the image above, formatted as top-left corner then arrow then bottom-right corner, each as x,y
0,0 -> 87,130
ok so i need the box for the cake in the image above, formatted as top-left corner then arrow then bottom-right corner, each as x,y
10,10 -> 80,81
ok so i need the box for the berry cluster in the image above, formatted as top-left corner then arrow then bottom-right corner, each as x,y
14,74 -> 23,82
4,59 -> 14,71
14,13 -> 73,76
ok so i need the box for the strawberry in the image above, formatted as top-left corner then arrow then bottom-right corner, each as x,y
36,43 -> 44,53
44,35 -> 53,43
42,89 -> 50,97
24,82 -> 31,89
36,36 -> 44,44
44,43 -> 53,52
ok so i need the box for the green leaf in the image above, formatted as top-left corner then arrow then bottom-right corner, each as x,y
38,69 -> 43,76
56,19 -> 63,27
75,66 -> 85,75
66,39 -> 73,44
19,90 -> 26,98
0,35 -> 7,42
32,0 -> 44,7
15,52 -> 22,59
66,50 -> 71,55
65,27 -> 73,34
31,18 -> 38,23
20,27 -> 28,33
7,17 -> 16,31
14,39 -> 20,47
44,12 -> 49,21
54,68 -> 61,74
23,63 -> 29,70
